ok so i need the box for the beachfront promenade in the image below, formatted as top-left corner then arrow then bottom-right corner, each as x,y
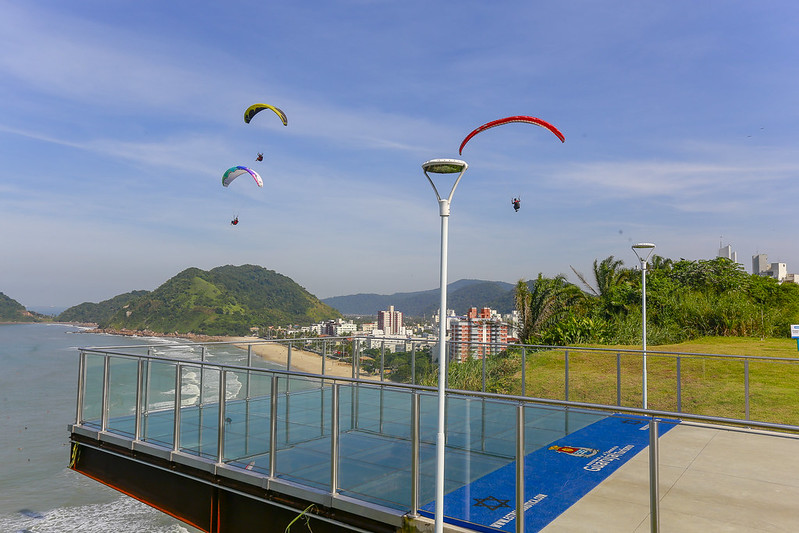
68,337 -> 799,532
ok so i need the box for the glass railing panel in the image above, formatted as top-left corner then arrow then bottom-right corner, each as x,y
176,363 -> 203,457
80,352 -> 106,427
141,360 -> 177,448
222,370 -> 274,472
676,356 -> 746,420
350,386 -> 412,440
564,349 -> 620,405
273,375 -> 331,491
105,356 -> 139,437
336,383 -> 413,510
195,366 -> 222,460
523,404 -> 605,454
416,397 -> 519,523
748,359 -> 799,425
523,348 -> 568,400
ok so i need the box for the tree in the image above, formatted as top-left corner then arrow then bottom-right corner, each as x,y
514,274 -> 584,343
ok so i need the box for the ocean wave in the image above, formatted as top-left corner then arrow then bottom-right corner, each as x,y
0,497 -> 195,533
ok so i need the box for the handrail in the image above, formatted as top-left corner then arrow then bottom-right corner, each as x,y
77,345 -> 799,436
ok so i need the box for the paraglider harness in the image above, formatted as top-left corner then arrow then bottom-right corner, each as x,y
512,197 -> 521,212
231,216 -> 239,225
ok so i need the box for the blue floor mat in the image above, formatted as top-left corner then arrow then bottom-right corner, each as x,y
420,415 -> 676,532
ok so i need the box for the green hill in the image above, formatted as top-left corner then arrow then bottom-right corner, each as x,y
76,264 -> 340,336
0,292 -> 39,322
57,290 -> 150,324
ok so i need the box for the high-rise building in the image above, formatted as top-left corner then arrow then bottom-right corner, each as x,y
718,244 -> 737,263
377,305 -> 403,335
449,307 -> 508,361
753,253 -> 769,275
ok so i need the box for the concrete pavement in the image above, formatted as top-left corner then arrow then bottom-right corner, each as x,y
542,423 -> 799,532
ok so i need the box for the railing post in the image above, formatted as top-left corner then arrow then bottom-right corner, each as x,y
101,354 -> 111,432
744,358 -> 750,420
133,358 -> 144,440
322,340 -> 327,376
521,346 -> 526,397
564,350 -> 569,402
217,369 -> 227,464
481,348 -> 487,392
410,391 -> 420,517
173,363 -> 182,452
351,340 -> 356,379
380,341 -> 385,381
75,350 -> 86,425
246,345 -> 253,401
411,343 -> 417,385
676,356 -> 682,413
516,403 -> 525,533
144,358 -> 152,423
269,375 -> 278,477
287,342 -> 292,371
199,346 -> 206,407
331,383 -> 340,494
616,352 -> 622,406
649,419 -> 660,533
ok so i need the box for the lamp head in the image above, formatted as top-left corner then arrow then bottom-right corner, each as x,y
422,159 -> 468,174
632,242 -> 656,263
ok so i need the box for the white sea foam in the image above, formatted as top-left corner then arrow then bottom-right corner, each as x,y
0,497 -> 194,533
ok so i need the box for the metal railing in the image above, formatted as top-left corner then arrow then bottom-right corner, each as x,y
72,337 -> 799,532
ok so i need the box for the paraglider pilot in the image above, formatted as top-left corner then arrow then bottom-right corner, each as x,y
231,216 -> 239,226
512,198 -> 521,212
255,152 -> 263,162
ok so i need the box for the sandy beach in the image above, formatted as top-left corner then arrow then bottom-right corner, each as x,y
83,328 -> 369,380
226,337 -> 373,380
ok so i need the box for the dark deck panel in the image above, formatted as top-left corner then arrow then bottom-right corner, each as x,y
70,435 -> 400,533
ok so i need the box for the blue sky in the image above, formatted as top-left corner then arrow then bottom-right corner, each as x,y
2,1 -> 798,309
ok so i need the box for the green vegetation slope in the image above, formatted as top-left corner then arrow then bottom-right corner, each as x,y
0,292 -> 39,322
90,264 -> 340,336
57,290 -> 150,324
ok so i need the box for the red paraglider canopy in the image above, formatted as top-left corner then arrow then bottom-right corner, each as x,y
459,115 -> 565,155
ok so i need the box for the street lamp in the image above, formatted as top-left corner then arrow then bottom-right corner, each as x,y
421,158 -> 468,533
632,242 -> 655,409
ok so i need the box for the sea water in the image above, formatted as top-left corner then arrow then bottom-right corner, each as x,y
0,323 -> 273,533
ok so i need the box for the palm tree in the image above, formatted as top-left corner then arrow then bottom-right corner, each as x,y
571,255 -> 628,298
650,254 -> 673,271
514,274 -> 583,343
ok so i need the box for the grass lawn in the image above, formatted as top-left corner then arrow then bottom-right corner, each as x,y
507,336 -> 799,426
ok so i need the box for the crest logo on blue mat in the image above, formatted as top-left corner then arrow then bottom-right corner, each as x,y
548,444 -> 599,458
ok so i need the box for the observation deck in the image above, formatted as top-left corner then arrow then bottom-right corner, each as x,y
69,338 -> 799,532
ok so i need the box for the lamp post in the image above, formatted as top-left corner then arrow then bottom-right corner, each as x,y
421,158 -> 468,533
632,242 -> 655,409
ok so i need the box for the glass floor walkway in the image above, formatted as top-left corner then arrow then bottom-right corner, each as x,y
80,375 -> 668,532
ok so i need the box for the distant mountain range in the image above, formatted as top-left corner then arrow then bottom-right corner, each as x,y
321,279 -> 517,317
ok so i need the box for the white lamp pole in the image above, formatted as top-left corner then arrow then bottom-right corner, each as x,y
632,242 -> 655,409
422,158 -> 468,533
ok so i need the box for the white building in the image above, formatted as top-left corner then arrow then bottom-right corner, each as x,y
364,332 -> 412,353
718,244 -> 738,263
753,253 -> 790,282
